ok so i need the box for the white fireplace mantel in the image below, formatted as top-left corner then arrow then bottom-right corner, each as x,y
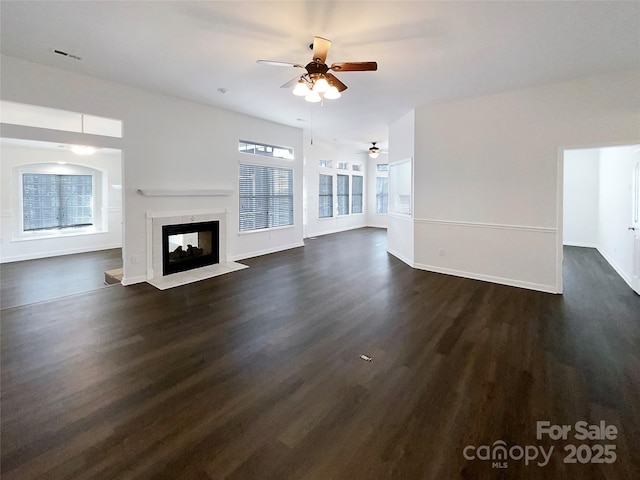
138,188 -> 234,197
146,209 -> 228,220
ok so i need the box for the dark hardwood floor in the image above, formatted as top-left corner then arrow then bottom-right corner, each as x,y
0,248 -> 122,309
1,230 -> 638,479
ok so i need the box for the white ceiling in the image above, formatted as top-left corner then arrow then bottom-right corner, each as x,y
2,1 -> 639,152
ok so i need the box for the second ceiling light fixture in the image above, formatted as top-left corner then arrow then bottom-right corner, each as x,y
257,36 -> 378,103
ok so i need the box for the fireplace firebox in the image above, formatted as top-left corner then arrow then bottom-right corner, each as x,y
162,221 -> 219,275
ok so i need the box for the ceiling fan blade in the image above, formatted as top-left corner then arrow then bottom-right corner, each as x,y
280,75 -> 303,88
257,60 -> 304,68
312,36 -> 331,63
325,73 -> 348,92
330,61 -> 378,72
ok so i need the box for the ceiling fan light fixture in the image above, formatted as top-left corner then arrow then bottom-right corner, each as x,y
305,90 -> 322,103
323,85 -> 341,99
71,145 -> 97,155
368,142 -> 380,159
262,36 -> 377,103
313,76 -> 330,93
292,79 -> 310,96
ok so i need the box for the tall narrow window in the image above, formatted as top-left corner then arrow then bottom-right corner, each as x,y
239,164 -> 293,232
319,174 -> 333,218
376,177 -> 388,214
389,159 -> 412,215
337,174 -> 349,216
352,175 -> 363,214
22,174 -> 93,231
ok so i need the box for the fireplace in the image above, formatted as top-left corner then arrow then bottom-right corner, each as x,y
147,209 -> 229,283
162,221 -> 219,275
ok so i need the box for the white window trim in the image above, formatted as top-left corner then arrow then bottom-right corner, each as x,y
237,224 -> 295,235
318,173 -> 334,220
375,176 -> 389,215
336,173 -> 350,216
238,139 -> 294,160
351,174 -> 364,215
238,163 -> 295,233
13,164 -> 106,241
388,158 -> 412,216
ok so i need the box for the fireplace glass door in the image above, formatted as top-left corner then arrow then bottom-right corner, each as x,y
162,221 -> 219,275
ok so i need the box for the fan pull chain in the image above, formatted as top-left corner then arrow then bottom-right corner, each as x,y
310,106 -> 314,146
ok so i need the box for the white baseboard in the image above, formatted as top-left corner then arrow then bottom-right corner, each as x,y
563,241 -> 598,248
387,247 -> 414,267
305,224 -> 367,239
597,247 -> 633,288
413,262 -> 559,294
230,241 -> 305,262
121,275 -> 148,286
0,243 -> 122,263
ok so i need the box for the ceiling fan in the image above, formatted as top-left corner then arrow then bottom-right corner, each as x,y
257,36 -> 377,102
368,142 -> 381,158
357,142 -> 387,158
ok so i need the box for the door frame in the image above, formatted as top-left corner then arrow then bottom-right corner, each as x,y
556,140 -> 640,294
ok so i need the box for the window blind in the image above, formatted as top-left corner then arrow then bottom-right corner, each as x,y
337,174 -> 349,216
376,177 -> 388,214
22,173 -> 93,231
319,174 -> 333,218
352,175 -> 363,214
239,164 -> 293,231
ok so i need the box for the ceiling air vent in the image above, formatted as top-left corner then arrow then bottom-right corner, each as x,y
53,49 -> 81,60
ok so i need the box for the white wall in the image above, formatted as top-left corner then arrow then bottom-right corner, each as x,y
412,69 -> 640,292
1,55 -> 304,284
598,145 -> 638,286
387,110 -> 415,265
0,142 -> 122,262
563,149 -> 599,247
303,138 -> 368,238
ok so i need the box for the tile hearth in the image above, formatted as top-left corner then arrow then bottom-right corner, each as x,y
146,261 -> 248,290
146,209 -> 246,289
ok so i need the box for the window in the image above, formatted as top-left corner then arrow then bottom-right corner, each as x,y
389,159 -> 412,215
319,174 -> 333,218
336,162 -> 348,170
319,159 -> 332,168
376,164 -> 389,172
352,164 -> 362,172
376,177 -> 388,214
239,164 -> 293,231
239,140 -> 294,159
22,174 -> 93,231
352,175 -> 363,214
337,174 -> 349,215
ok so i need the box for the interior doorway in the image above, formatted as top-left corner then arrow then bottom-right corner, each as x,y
561,144 -> 640,295
0,138 -> 124,305
0,100 -> 125,302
